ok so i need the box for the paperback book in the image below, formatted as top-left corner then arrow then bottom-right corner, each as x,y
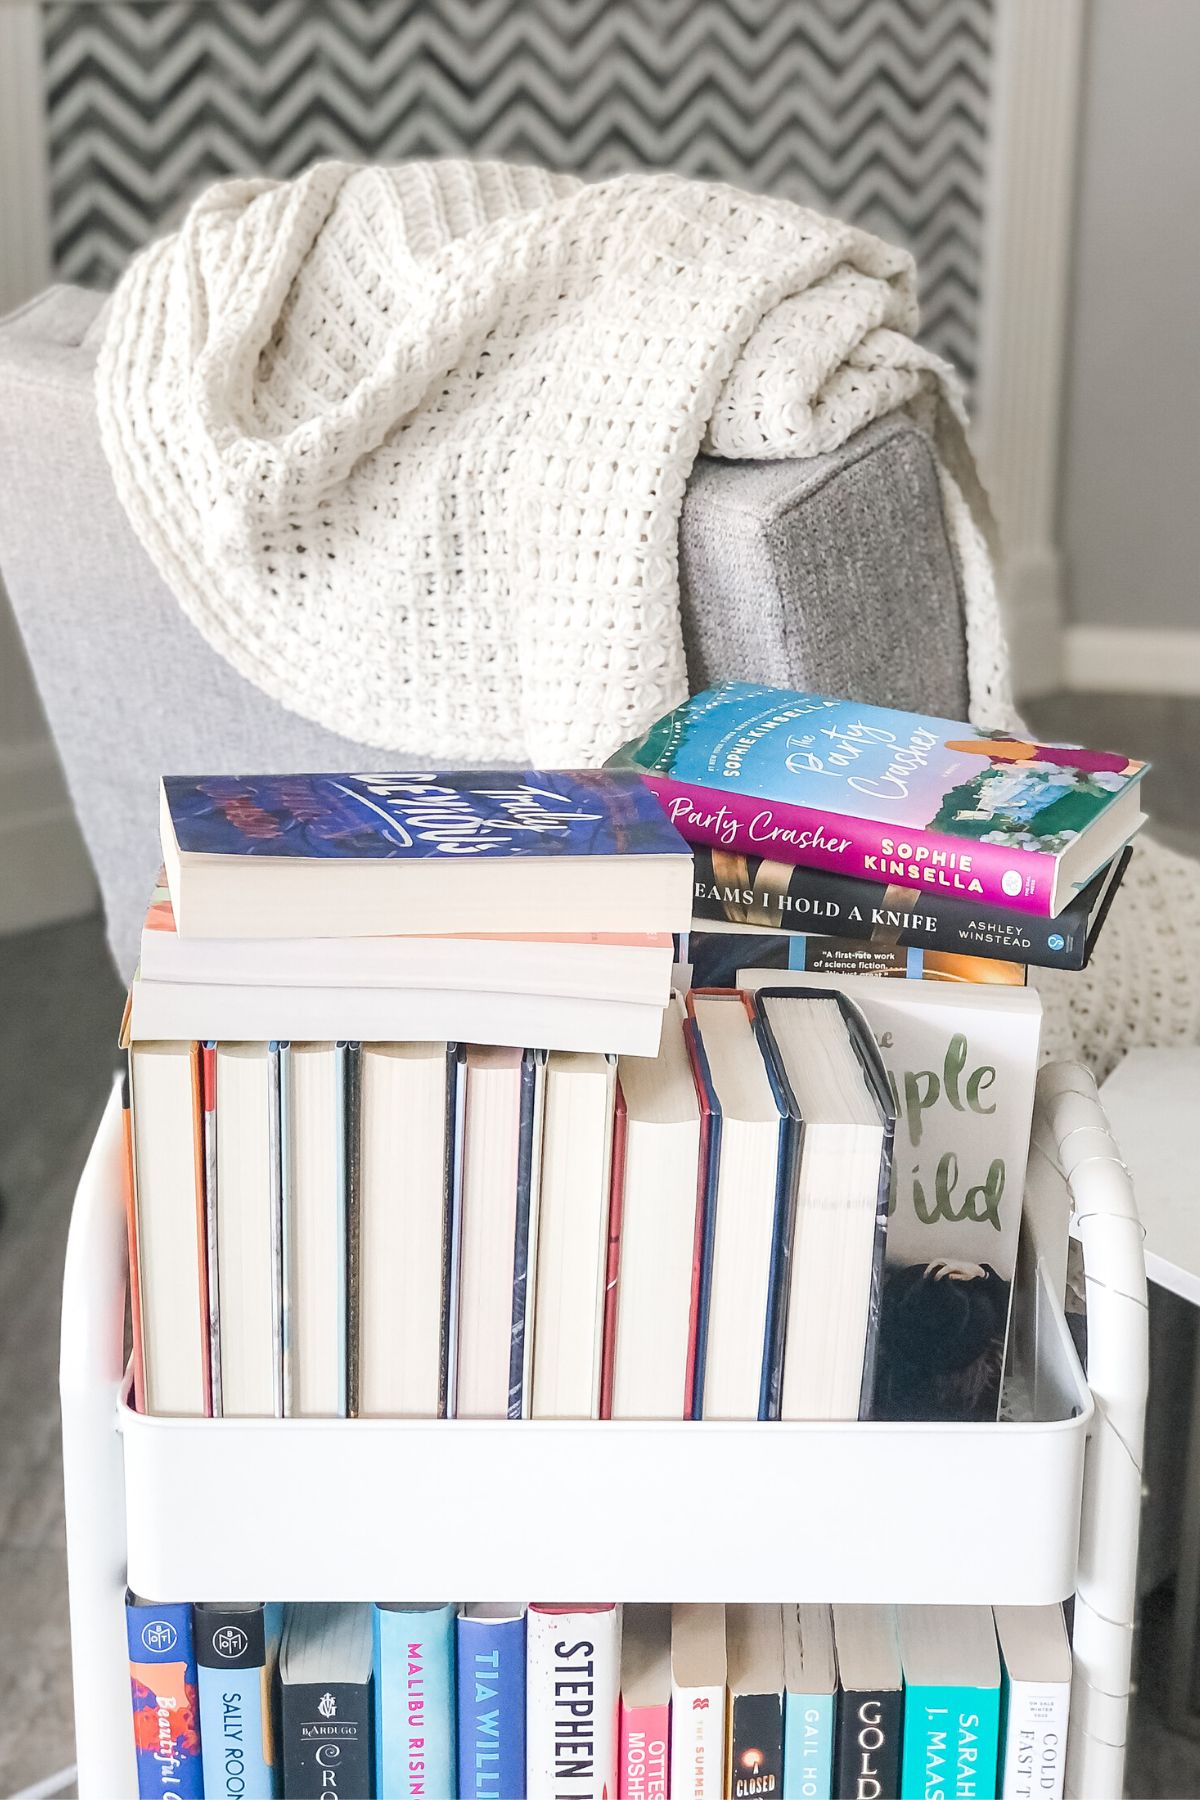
687,925 -> 1025,988
688,844 -> 1131,972
159,770 -> 693,939
615,683 -> 1146,917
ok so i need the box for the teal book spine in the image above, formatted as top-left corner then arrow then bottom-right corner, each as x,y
900,1687 -> 1001,1800
374,1602 -> 456,1799
784,1690 -> 834,1798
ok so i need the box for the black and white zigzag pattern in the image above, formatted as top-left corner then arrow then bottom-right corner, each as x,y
42,0 -> 992,380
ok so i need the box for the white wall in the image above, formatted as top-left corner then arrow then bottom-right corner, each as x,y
1060,0 -> 1200,689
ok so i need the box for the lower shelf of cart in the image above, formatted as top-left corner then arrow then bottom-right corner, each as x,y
119,1261 -> 1091,1606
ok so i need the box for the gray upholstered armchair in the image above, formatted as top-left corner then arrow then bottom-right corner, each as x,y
0,284 -> 972,978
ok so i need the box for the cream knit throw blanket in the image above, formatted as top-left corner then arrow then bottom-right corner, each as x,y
97,159 -> 1200,1076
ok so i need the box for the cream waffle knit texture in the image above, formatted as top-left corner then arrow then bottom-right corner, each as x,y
95,159 -> 1009,765
96,159 -> 1199,1077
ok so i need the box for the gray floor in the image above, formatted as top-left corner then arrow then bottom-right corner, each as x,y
0,693 -> 1196,1799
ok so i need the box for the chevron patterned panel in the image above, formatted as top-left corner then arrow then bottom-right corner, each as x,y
42,0 -> 992,381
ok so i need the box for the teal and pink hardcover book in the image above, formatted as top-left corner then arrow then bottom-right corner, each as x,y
375,1601 -> 456,1799
614,684 -> 1147,917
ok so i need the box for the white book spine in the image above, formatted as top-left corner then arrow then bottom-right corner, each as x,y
526,1605 -> 620,1800
1000,1679 -> 1070,1800
669,1678 -> 725,1800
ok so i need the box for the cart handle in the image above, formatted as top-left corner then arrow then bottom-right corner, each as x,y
1035,1060 -> 1148,1800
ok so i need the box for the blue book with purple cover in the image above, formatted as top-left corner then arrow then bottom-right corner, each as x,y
456,1606 -> 527,1800
159,770 -> 692,937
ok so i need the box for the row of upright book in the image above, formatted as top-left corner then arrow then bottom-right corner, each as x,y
125,986 -> 897,1426
128,1594 -> 1073,1800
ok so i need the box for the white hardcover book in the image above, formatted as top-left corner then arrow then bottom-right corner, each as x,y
611,998 -> 702,1419
530,1053 -> 617,1419
670,1603 -> 727,1800
526,1603 -> 621,1800
994,1605 -> 1072,1800
358,1043 -> 453,1419
128,1041 -> 208,1416
455,1046 -> 532,1419
129,972 -> 667,1057
280,1042 -> 344,1418
688,993 -> 785,1422
216,1042 -> 282,1418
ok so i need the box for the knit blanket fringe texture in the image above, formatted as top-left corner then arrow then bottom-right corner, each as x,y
96,160 -> 1198,1078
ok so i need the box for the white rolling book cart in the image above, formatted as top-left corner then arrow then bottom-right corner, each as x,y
60,1060 -> 1147,1800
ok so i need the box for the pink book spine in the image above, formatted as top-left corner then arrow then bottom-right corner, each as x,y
641,773 -> 1059,915
620,1701 -> 670,1800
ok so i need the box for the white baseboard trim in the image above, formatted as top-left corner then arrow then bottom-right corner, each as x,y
1063,625 -> 1200,696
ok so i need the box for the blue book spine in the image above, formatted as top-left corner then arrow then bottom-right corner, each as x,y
125,1595 -> 204,1799
783,1691 -> 834,1799
456,1611 -> 527,1800
900,1685 -> 1001,1800
375,1602 -> 457,1799
196,1603 -> 282,1798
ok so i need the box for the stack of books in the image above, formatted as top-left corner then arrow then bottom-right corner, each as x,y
632,684 -> 1143,993
615,681 -> 1146,1421
126,1593 -> 1074,1800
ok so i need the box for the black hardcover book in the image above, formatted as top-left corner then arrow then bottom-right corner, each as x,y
280,1603 -> 373,1800
727,1605 -> 785,1797
690,844 -> 1131,971
832,1606 -> 902,1800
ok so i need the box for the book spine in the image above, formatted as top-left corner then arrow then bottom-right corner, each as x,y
189,1042 -> 213,1417
339,1042 -> 360,1417
670,1679 -> 726,1799
689,848 -> 1100,971
682,1018 -> 720,1421
281,1679 -> 371,1799
999,1677 -> 1069,1800
508,1050 -> 539,1418
728,1690 -> 784,1797
783,1691 -> 834,1799
456,1614 -> 527,1800
599,1081 -> 628,1420
125,1596 -> 204,1798
195,1605 -> 280,1799
121,1065 -> 146,1414
644,773 -> 1057,915
619,1700 -> 670,1799
201,1043 -> 222,1415
835,1687 -> 902,1800
526,1605 -> 620,1800
375,1605 -> 456,1799
901,1687 -> 1001,1800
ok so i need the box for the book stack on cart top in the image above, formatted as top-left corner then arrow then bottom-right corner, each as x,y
129,770 -> 694,1055
612,681 -> 1147,991
613,681 -> 1148,1426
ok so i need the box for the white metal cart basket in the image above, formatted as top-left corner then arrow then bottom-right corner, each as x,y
59,1060 -> 1147,1800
